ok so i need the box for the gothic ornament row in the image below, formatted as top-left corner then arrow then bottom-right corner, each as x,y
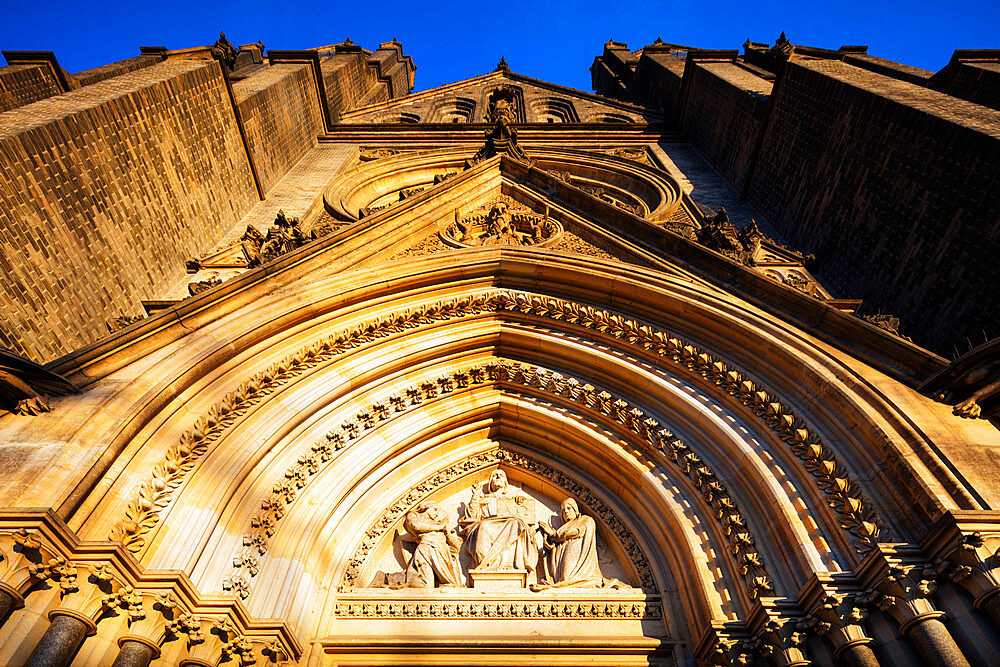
108,291 -> 881,574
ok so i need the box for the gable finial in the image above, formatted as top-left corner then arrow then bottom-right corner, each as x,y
495,56 -> 509,72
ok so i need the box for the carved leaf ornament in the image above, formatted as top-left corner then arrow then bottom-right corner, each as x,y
110,291 -> 880,583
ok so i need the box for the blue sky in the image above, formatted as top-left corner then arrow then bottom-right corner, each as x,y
2,1 -> 997,93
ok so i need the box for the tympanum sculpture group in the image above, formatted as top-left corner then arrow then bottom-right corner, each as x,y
371,470 -> 628,590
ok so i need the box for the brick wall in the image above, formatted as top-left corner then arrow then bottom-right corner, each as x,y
681,62 -> 771,191
945,62 -> 1000,111
842,53 -> 933,85
633,52 -> 685,115
73,55 -> 162,87
0,64 -> 61,112
0,60 -> 258,362
234,64 -> 322,193
748,59 -> 1000,353
321,53 -> 382,119
591,43 -> 639,103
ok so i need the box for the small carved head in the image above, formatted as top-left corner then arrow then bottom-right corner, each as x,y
561,498 -> 580,522
489,469 -> 509,493
412,500 -> 446,523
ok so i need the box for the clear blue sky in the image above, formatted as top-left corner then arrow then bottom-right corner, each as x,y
2,0 -> 997,93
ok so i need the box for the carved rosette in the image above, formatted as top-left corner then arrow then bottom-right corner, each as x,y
441,196 -> 562,249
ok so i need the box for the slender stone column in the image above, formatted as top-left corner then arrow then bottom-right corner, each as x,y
836,641 -> 881,667
977,590 -> 1000,629
0,581 -> 24,626
24,611 -> 95,667
111,636 -> 160,667
0,588 -> 14,623
902,616 -> 971,667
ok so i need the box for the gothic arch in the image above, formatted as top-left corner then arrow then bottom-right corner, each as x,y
27,244 -> 979,663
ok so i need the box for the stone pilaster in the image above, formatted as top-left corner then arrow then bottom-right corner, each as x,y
857,546 -> 971,667
796,574 -> 881,667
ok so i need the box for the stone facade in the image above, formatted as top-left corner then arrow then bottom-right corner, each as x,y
0,32 -> 998,667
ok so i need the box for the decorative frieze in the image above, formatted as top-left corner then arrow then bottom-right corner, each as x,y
358,147 -> 400,161
605,147 -> 652,167
106,314 -> 144,333
334,597 -> 661,619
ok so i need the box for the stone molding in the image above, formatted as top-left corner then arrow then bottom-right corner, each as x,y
109,290 -> 879,577
333,593 -> 661,620
107,293 -> 498,553
222,357 -> 778,601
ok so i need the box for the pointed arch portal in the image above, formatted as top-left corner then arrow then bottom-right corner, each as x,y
1,67 -> 997,667
31,238 -> 975,664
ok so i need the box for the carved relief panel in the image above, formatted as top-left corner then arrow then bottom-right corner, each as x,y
361,466 -> 635,592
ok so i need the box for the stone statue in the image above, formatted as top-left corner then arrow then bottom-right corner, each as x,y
479,202 -> 521,245
370,501 -> 464,589
466,86 -> 531,166
401,501 -> 464,588
458,470 -> 536,572
240,225 -> 266,268
242,211 -> 316,268
532,498 -> 628,590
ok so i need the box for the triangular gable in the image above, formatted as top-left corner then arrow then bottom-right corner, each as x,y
339,70 -> 663,124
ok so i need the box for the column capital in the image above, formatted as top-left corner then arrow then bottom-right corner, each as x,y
854,544 -> 950,628
117,635 -> 161,660
795,574 -> 877,655
745,598 -> 811,666
922,511 -> 1000,608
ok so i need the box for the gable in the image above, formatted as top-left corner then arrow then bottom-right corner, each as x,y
339,70 -> 663,124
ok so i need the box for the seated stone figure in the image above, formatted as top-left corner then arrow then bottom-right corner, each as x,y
371,501 -> 464,589
532,497 -> 628,590
458,470 -> 536,572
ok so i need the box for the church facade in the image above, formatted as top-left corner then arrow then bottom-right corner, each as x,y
0,32 -> 999,666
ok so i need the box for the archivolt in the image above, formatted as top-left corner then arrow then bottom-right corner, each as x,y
219,360 -> 773,603
107,290 -> 879,580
